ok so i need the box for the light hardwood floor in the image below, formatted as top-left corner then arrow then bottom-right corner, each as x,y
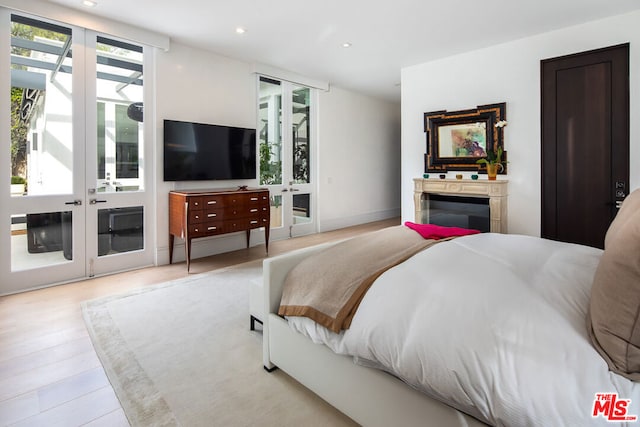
0,218 -> 398,426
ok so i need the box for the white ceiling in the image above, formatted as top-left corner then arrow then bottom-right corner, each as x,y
49,0 -> 640,102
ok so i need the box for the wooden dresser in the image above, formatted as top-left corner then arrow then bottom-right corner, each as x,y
169,188 -> 270,271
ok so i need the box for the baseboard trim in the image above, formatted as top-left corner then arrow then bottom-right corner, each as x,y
156,229 -> 268,265
318,209 -> 400,232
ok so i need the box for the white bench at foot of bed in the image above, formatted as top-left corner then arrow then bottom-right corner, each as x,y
262,242 -> 486,427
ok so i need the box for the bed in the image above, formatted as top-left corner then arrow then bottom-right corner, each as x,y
261,190 -> 640,426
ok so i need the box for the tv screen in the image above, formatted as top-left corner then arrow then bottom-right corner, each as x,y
163,120 -> 256,181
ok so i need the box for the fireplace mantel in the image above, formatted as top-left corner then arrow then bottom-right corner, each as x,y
413,178 -> 508,233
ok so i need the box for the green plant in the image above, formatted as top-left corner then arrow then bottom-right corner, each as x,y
477,119 -> 507,168
11,175 -> 26,184
476,146 -> 505,166
11,87 -> 28,176
259,139 -> 282,185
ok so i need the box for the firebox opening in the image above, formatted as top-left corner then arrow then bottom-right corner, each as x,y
422,194 -> 490,232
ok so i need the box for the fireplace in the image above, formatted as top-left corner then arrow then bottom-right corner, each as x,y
413,178 -> 508,233
423,194 -> 490,232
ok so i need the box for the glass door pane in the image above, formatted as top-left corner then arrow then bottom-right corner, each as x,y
293,193 -> 312,225
95,36 -> 144,194
10,15 -> 74,196
292,86 -> 310,184
10,210 -> 73,271
259,77 -> 284,232
289,85 -> 314,235
97,206 -> 143,256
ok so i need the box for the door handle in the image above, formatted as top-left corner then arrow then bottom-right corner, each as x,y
65,199 -> 82,206
89,199 -> 107,205
607,200 -> 625,209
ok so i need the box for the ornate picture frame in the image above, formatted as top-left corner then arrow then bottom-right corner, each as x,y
424,103 -> 506,173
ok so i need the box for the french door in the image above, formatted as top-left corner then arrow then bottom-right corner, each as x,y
258,76 -> 316,240
1,10 -> 153,294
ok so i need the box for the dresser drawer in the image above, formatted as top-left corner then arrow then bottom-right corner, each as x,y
220,202 -> 270,219
189,222 -> 223,237
255,216 -> 270,228
190,207 -> 226,222
223,218 -> 248,233
221,194 -> 245,208
246,205 -> 269,216
188,210 -> 204,224
201,194 -> 226,209
246,192 -> 270,206
247,217 -> 263,228
187,197 -> 204,210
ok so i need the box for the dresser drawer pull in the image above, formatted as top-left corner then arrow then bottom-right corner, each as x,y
207,213 -> 217,218
207,200 -> 217,205
250,208 -> 258,213
250,220 -> 258,225
194,215 -> 200,219
208,226 -> 217,231
193,202 -> 199,207
250,197 -> 258,201
194,228 -> 199,232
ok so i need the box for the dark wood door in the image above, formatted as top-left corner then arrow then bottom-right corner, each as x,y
541,44 -> 629,249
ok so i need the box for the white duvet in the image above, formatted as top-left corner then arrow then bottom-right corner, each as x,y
287,233 -> 640,426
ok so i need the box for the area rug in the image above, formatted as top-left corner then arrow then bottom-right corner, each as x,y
82,261 -> 355,427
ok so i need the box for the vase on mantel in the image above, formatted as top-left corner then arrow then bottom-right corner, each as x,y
485,163 -> 503,180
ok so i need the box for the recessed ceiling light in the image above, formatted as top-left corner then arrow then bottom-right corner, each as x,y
342,42 -> 352,48
236,27 -> 247,34
82,0 -> 97,7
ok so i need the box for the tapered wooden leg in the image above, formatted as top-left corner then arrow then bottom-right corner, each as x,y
186,237 -> 191,272
169,234 -> 174,264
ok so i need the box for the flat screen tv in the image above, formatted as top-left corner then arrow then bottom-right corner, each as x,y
163,119 -> 256,181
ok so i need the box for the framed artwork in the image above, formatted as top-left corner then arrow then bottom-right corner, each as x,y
424,103 -> 506,173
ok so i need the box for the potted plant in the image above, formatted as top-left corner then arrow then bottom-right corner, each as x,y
476,147 -> 505,180
10,175 -> 26,195
476,121 -> 507,180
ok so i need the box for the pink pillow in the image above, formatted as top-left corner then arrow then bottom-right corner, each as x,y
404,221 -> 480,240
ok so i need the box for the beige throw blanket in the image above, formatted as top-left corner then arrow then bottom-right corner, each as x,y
278,226 -> 441,333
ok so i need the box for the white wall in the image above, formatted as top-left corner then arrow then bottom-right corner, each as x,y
155,42 -> 401,263
318,86 -> 401,231
154,43 -> 258,264
401,10 -> 640,236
